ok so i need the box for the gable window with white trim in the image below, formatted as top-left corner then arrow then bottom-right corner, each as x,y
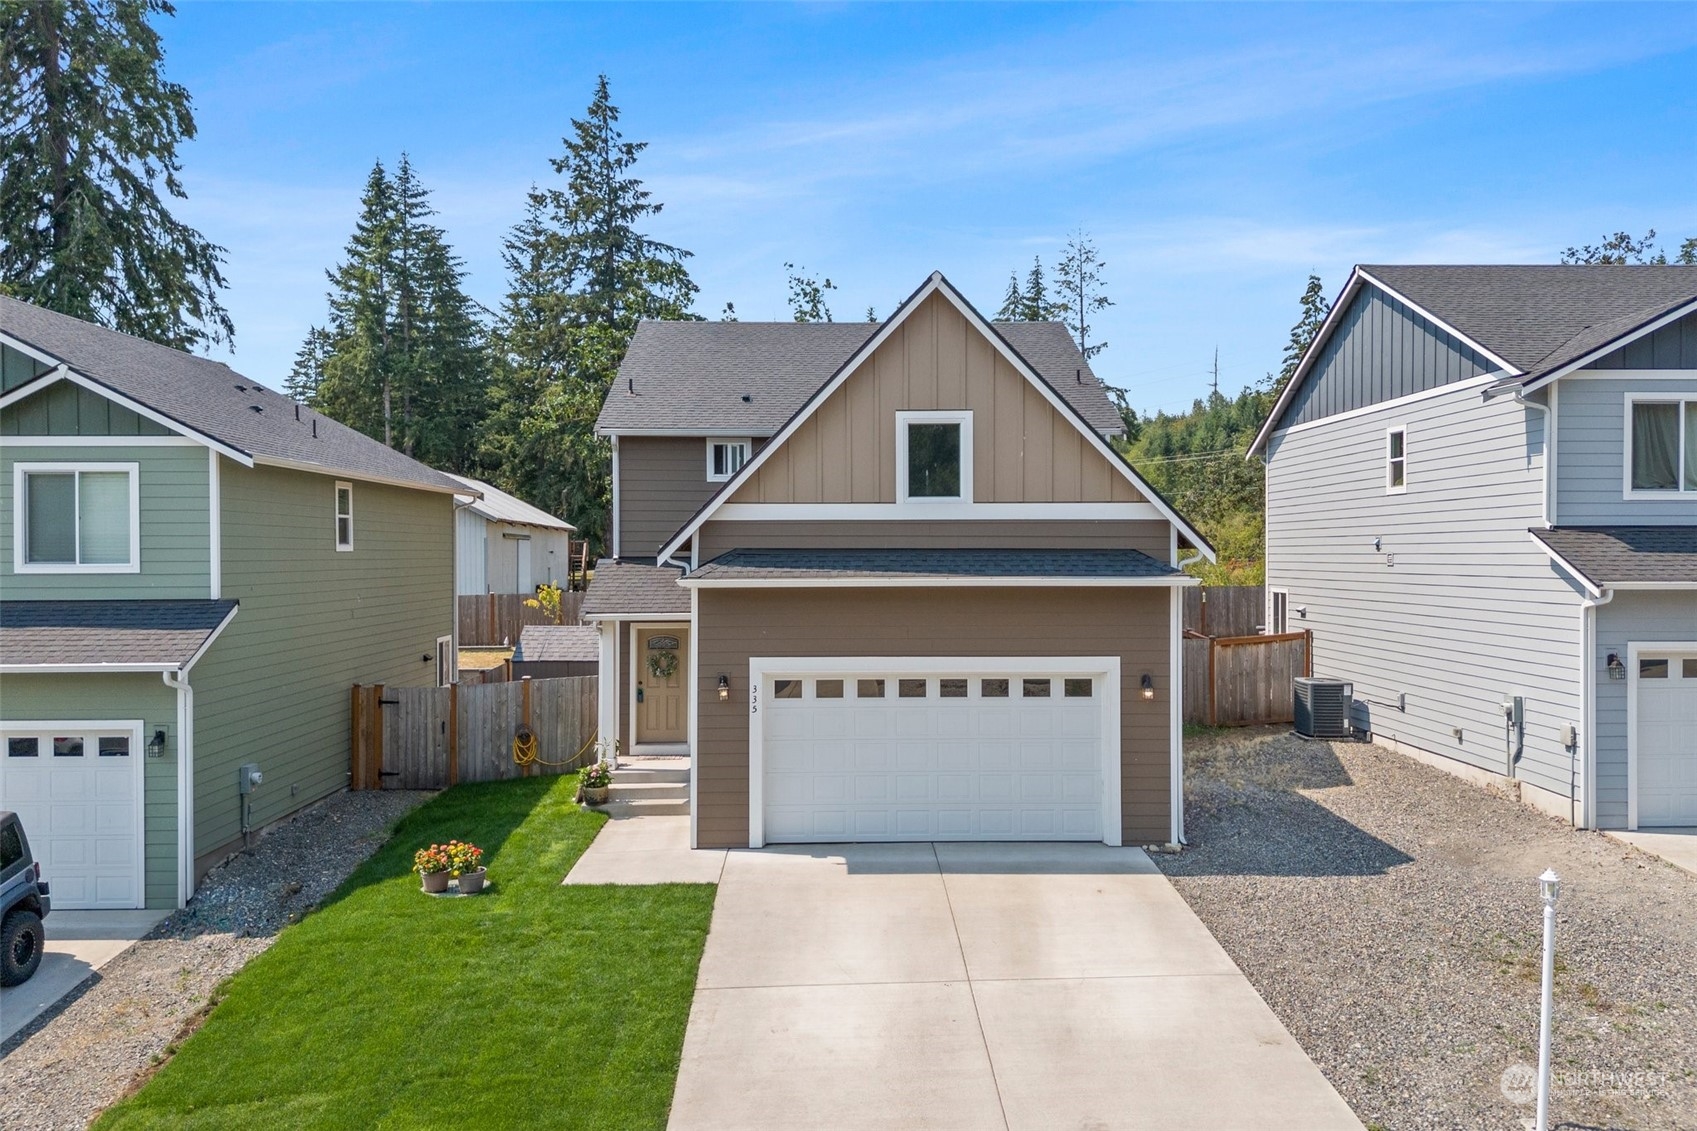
335,481 -> 353,550
706,439 -> 750,482
13,462 -> 140,573
1385,427 -> 1407,493
897,410 -> 972,504
1626,395 -> 1697,496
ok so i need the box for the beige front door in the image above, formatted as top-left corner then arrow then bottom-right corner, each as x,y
636,627 -> 688,743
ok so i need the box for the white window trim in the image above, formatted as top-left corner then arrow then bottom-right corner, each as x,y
335,480 -> 354,551
1622,392 -> 1697,500
1267,588 -> 1290,635
12,461 -> 141,574
705,438 -> 752,483
1385,426 -> 1407,495
895,410 -> 973,505
1625,641 -> 1697,830
436,635 -> 455,687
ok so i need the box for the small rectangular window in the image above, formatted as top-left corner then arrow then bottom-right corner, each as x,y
815,679 -> 844,699
898,411 -> 971,503
18,464 -> 137,570
1684,659 -> 1697,680
335,482 -> 354,550
1269,590 -> 1289,635
939,679 -> 968,698
1386,428 -> 1407,492
898,678 -> 928,698
707,440 -> 750,482
1640,658 -> 1670,679
1022,678 -> 1051,698
99,736 -> 130,757
7,737 -> 39,758
856,678 -> 886,698
773,679 -> 803,699
981,678 -> 1009,698
1063,678 -> 1094,698
53,736 -> 85,757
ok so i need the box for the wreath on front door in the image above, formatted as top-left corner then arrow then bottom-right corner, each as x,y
646,649 -> 679,680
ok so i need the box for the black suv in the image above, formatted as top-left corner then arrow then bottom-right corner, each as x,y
1,811 -> 49,986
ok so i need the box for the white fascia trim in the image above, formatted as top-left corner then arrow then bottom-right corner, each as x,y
1626,639 -> 1697,831
1276,372 -> 1501,441
208,450 -> 221,599
745,654 -> 1123,849
0,435 -> 200,447
1532,535 -> 1603,598
712,502 -> 1164,522
0,332 -> 64,369
12,460 -> 142,574
181,604 -> 239,674
252,456 -> 463,496
680,575 -> 1198,589
0,662 -> 176,673
599,428 -> 777,439
0,358 -> 254,467
659,272 -> 1214,564
582,610 -> 692,622
1520,299 -> 1697,394
1610,581 -> 1697,590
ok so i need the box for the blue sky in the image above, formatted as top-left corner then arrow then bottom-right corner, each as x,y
164,2 -> 1697,413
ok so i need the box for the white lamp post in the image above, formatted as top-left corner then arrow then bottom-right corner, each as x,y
1536,868 -> 1560,1131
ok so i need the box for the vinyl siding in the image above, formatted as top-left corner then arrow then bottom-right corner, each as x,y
1286,284 -> 1494,428
1265,378 -> 1585,801
0,440 -> 211,599
1588,308 -> 1697,370
695,586 -> 1173,848
0,673 -> 179,909
455,506 -> 487,595
1554,372 -> 1697,525
484,521 -> 573,592
1593,591 -> 1697,828
618,436 -> 718,559
189,460 -> 453,869
698,519 -> 1173,561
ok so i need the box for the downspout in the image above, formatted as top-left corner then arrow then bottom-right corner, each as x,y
1169,541 -> 1204,846
162,668 -> 194,908
1576,586 -> 1614,829
1511,388 -> 1553,528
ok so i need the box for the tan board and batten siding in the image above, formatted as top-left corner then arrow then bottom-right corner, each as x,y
695,588 -> 1173,848
190,460 -> 453,873
726,293 -> 1142,506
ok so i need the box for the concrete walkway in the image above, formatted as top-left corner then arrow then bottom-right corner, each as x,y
1606,827 -> 1697,877
669,842 -> 1361,1131
562,814 -> 727,885
1,909 -> 170,1043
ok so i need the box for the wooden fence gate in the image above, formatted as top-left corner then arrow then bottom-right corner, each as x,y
1182,630 -> 1312,727
351,675 -> 597,790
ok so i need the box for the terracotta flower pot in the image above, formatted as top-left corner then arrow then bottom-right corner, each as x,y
582,785 -> 610,805
421,870 -> 450,894
457,867 -> 487,895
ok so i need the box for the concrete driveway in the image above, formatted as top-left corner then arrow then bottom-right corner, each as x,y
1,909 -> 169,1044
669,842 -> 1360,1131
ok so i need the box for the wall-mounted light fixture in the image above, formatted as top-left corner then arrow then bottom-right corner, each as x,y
1606,653 -> 1626,681
147,728 -> 167,759
718,674 -> 730,701
1140,674 -> 1155,700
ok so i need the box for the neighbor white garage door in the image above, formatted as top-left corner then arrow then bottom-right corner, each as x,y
1635,652 -> 1697,827
1,724 -> 145,909
752,660 -> 1120,846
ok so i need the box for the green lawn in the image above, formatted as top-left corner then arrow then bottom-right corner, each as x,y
97,776 -> 717,1130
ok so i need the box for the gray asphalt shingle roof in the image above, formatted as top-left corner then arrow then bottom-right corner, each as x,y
0,296 -> 463,493
686,547 -> 1180,582
581,559 -> 689,617
1363,265 -> 1697,380
0,599 -> 237,668
596,320 -> 1123,436
1531,527 -> 1697,588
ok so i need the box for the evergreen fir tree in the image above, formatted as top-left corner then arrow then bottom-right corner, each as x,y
1270,274 -> 1330,397
0,0 -> 233,349
1054,233 -> 1112,358
1022,255 -> 1060,321
996,271 -> 1024,321
866,305 -> 878,322
284,326 -> 332,402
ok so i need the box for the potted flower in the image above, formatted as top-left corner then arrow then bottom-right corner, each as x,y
580,760 -> 613,805
414,844 -> 452,893
447,839 -> 486,894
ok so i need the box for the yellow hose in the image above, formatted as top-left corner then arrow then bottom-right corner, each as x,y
512,728 -> 599,769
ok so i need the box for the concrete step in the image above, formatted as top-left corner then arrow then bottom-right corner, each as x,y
615,764 -> 689,785
601,797 -> 690,817
610,780 -> 689,802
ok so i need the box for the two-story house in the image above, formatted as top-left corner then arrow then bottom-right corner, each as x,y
1253,265 -> 1697,832
585,272 -> 1212,850
0,297 -> 463,910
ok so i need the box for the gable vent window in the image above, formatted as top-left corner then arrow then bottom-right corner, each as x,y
1628,398 -> 1697,494
1386,427 -> 1407,494
897,411 -> 973,504
14,463 -> 138,573
706,439 -> 750,482
335,481 -> 354,551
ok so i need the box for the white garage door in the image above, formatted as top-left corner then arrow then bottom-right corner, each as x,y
1636,652 -> 1697,827
1,724 -> 145,909
754,662 -> 1119,846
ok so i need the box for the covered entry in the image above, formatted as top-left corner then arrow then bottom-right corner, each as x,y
1633,647 -> 1697,827
749,658 -> 1121,847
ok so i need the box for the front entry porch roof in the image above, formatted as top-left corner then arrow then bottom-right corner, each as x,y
1532,526 -> 1697,594
680,547 -> 1190,587
582,559 -> 690,619
0,599 -> 239,672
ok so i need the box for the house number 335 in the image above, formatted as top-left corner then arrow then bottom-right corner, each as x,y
749,684 -> 759,715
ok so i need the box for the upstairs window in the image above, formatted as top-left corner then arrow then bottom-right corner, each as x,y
706,439 -> 750,482
14,463 -> 138,573
1628,397 -> 1697,494
335,481 -> 353,550
897,411 -> 972,503
1386,427 -> 1407,493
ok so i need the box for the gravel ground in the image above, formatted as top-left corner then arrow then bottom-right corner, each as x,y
0,789 -> 429,1131
1156,727 -> 1697,1131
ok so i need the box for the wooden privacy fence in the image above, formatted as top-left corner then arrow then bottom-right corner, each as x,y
1183,631 -> 1312,727
1182,586 -> 1266,638
351,675 -> 597,790
457,592 -> 585,646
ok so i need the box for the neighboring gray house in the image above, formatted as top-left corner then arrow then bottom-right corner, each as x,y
1252,264 -> 1697,832
448,474 -> 575,597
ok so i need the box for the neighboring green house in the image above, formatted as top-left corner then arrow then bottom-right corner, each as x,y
0,297 -> 463,910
